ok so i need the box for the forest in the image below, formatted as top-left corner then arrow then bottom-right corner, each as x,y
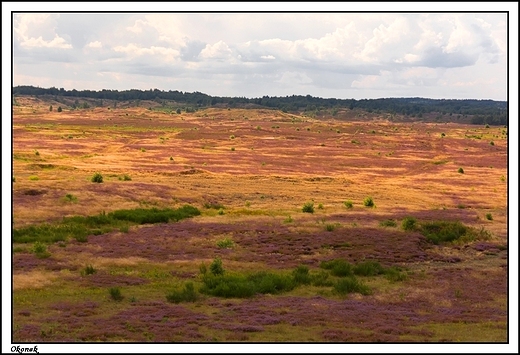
12,85 -> 508,126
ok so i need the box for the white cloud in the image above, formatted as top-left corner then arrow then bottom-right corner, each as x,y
86,41 -> 102,49
199,41 -> 234,61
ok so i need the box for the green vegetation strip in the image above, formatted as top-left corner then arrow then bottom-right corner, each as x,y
13,205 -> 200,244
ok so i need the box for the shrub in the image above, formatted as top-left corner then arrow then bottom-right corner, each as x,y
320,259 -> 353,277
166,282 -> 198,303
64,193 -> 78,203
57,106 -> 62,112
216,238 -> 234,249
344,200 -> 353,209
458,167 -> 464,174
485,124 -> 490,128
218,208 -> 225,215
170,156 -> 174,161
318,203 -> 324,210
311,270 -> 334,287
176,108 -> 181,114
109,287 -> 124,301
82,264 -> 97,275
230,135 -> 235,139
441,133 -> 446,137
204,202 -> 225,210
490,141 -> 495,146
379,219 -> 397,227
29,176 -> 39,181
363,197 -> 375,208
283,215 -> 293,223
334,277 -> 372,296
402,217 -> 417,231
32,241 -> 50,258
292,265 -> 311,285
385,267 -> 408,282
420,220 -> 468,244
353,261 -> 385,276
325,223 -> 336,232
210,257 -> 225,276
486,213 -> 493,221
91,172 -> 103,183
302,202 -> 315,213
119,174 -> 131,181
231,147 -> 235,151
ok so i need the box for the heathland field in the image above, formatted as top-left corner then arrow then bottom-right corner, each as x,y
11,96 -> 508,342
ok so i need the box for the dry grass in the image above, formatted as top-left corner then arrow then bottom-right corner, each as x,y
11,96 -> 508,343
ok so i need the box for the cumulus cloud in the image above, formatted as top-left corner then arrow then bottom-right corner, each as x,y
11,13 -> 508,100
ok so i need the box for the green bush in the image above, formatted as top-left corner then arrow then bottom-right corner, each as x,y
204,202 -> 225,210
486,213 -> 493,221
353,261 -> 385,276
292,265 -> 311,285
64,193 -> 78,203
32,241 -> 50,258
344,200 -> 353,209
91,172 -> 103,183
82,264 -> 97,275
420,220 -> 468,244
302,202 -> 315,213
401,217 -> 417,231
311,270 -> 334,287
458,167 -> 464,174
109,287 -> 124,301
385,267 -> 408,282
119,174 -> 132,181
363,197 -> 375,208
216,238 -> 234,249
379,219 -> 397,227
320,259 -> 353,277
325,223 -> 336,232
210,257 -> 225,276
166,282 -> 199,303
334,277 -> 372,295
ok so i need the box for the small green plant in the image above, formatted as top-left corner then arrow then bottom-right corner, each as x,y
57,106 -> 62,112
170,156 -> 174,161
216,238 -> 234,249
91,172 -> 103,183
320,259 -> 353,277
166,282 -> 199,303
385,267 -> 408,282
109,287 -> 124,301
458,167 -> 464,174
325,223 -> 336,232
311,270 -> 333,287
245,201 -> 251,208
119,224 -> 130,233
302,202 -> 315,213
82,264 -> 97,275
119,174 -> 132,181
210,257 -> 225,276
35,151 -> 40,157
489,141 -> 495,146
231,147 -> 235,151
500,175 -> 506,182
49,105 -> 53,111
292,265 -> 312,285
334,277 -> 371,295
363,196 -> 375,208
485,124 -> 490,128
486,213 -> 493,221
401,217 -> 417,231
29,175 -> 39,181
283,215 -> 293,223
32,241 -> 50,258
140,148 -> 146,152
64,193 -> 78,203
344,200 -> 353,209
441,133 -> 446,137
230,135 -> 235,139
353,261 -> 385,276
318,203 -> 324,210
218,208 -> 225,215
379,219 -> 397,227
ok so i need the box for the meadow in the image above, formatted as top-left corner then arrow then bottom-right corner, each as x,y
11,96 -> 508,342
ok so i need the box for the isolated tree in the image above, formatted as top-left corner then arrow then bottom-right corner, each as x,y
57,106 -> 62,112
49,105 -> 53,112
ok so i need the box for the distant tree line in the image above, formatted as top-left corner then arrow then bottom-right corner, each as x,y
12,85 -> 508,126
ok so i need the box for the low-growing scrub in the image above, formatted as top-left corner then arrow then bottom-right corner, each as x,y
344,200 -> 353,209
334,277 -> 372,296
82,264 -> 97,276
302,202 -> 315,213
166,282 -> 199,303
353,261 -> 385,276
363,197 -> 375,208
91,172 -> 103,183
32,241 -> 50,258
13,205 -> 200,243
320,259 -> 353,277
109,287 -> 124,301
216,238 -> 234,249
420,220 -> 468,244
379,219 -> 397,227
401,217 -> 417,231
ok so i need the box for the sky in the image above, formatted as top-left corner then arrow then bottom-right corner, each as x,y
5,3 -> 517,101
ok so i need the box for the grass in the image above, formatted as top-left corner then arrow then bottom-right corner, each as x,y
401,217 -> 417,231
118,174 -> 132,181
82,264 -> 97,276
109,287 -> 124,301
334,277 -> 372,296
12,205 -> 200,244
344,200 -> 353,209
63,193 -> 78,203
29,175 -> 39,181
